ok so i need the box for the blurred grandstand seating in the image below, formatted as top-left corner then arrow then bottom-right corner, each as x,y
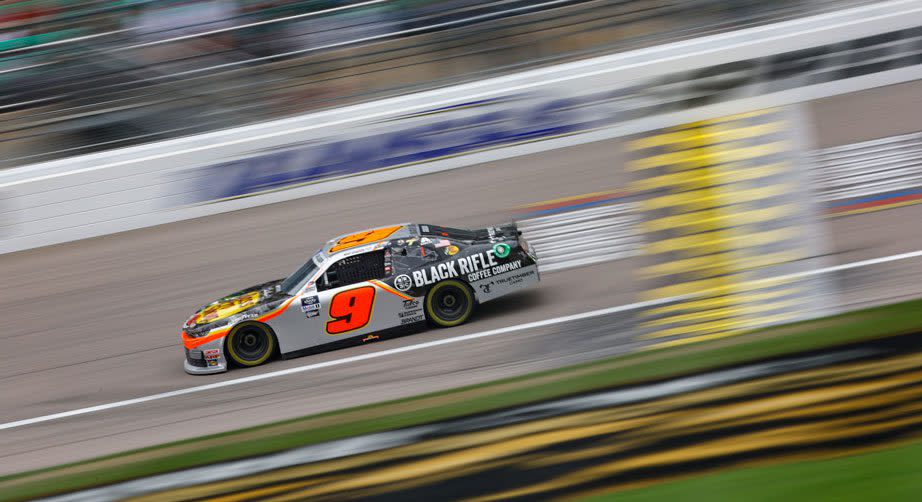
1,0 -> 871,167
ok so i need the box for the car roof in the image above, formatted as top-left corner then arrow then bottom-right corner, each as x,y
322,223 -> 417,257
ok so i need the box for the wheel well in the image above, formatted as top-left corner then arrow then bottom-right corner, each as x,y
224,321 -> 280,359
425,279 -> 477,308
424,279 -> 476,328
426,279 -> 475,299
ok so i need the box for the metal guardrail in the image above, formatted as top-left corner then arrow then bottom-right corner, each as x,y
518,204 -> 641,272
523,129 -> 922,274
809,132 -> 922,201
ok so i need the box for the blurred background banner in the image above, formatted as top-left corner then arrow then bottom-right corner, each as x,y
627,107 -> 836,348
1,1 -> 921,255
0,0 -> 877,167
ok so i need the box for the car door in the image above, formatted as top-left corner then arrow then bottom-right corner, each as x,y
314,249 -> 408,342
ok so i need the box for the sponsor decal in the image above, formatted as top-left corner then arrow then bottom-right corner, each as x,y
492,260 -> 523,274
301,295 -> 322,318
203,348 -> 221,366
394,274 -> 413,292
191,291 -> 261,325
400,314 -> 426,325
399,298 -> 423,324
487,227 -> 497,243
341,246 -> 370,257
300,295 -> 320,312
232,312 -> 259,323
493,243 -> 511,258
493,267 -> 536,287
472,266 -> 537,299
445,245 -> 460,256
413,250 -> 500,287
468,259 -> 524,283
435,239 -> 450,248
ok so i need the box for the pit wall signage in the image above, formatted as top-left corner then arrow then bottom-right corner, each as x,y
182,26 -> 922,205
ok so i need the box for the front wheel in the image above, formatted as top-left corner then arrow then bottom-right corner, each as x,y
226,322 -> 276,367
425,280 -> 475,327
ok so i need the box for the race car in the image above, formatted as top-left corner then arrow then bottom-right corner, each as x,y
181,223 -> 539,374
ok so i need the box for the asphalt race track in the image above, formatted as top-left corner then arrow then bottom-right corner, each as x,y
1,81 -> 922,475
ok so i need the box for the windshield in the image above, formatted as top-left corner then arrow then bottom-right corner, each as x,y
279,253 -> 322,295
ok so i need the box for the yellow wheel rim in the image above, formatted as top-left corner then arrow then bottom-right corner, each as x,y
226,323 -> 275,366
426,280 -> 474,327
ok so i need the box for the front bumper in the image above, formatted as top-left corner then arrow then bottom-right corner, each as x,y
183,337 -> 228,375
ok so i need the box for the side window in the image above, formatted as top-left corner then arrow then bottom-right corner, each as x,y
317,250 -> 387,291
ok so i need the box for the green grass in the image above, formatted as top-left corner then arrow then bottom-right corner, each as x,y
3,298 -> 922,501
588,439 -> 922,502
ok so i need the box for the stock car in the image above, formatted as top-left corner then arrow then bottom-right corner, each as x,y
181,223 -> 539,374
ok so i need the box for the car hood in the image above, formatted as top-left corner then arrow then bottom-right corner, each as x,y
184,279 -> 284,328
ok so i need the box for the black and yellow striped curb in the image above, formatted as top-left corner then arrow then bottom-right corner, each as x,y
627,107 -> 834,349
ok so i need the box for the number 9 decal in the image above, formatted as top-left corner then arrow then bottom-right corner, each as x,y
329,226 -> 402,252
326,286 -> 376,335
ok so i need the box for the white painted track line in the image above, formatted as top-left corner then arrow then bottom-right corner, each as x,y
0,298 -> 674,432
2,248 -> 922,432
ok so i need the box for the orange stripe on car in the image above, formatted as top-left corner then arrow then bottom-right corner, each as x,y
182,296 -> 298,349
257,295 -> 299,323
183,327 -> 230,349
370,279 -> 413,300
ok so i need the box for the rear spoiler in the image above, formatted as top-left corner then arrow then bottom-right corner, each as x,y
418,223 -> 519,242
475,222 -> 519,243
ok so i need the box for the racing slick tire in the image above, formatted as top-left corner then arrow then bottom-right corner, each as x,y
226,322 -> 276,367
425,280 -> 475,327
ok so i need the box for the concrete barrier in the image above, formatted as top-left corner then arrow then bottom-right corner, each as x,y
2,0 -> 921,254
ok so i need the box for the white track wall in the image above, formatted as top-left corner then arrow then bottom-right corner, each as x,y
1,0 -> 921,255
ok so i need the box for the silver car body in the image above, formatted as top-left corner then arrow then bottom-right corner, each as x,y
183,223 -> 538,374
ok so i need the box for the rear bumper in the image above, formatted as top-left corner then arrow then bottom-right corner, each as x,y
518,233 -> 539,269
471,263 -> 540,303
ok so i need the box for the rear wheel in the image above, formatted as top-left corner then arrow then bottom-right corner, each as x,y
425,280 -> 474,327
226,322 -> 276,367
